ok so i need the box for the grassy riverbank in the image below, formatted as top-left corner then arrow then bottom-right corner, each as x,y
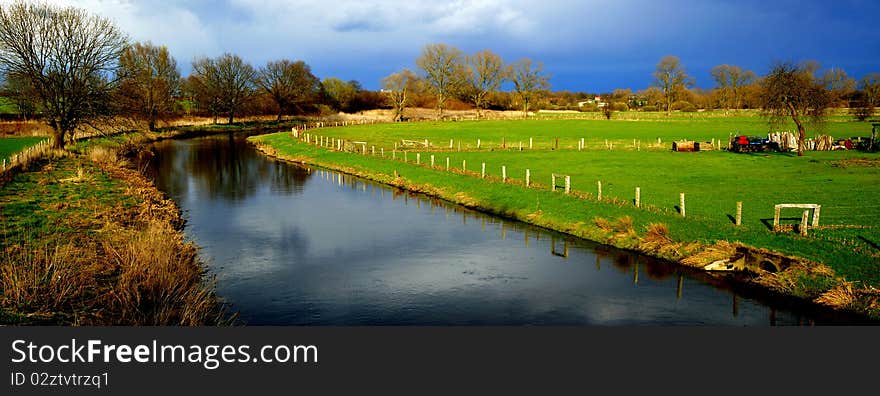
1,136 -> 44,162
251,118 -> 880,319
0,133 -> 226,325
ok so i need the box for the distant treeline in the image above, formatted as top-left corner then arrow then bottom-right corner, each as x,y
0,1 -> 877,149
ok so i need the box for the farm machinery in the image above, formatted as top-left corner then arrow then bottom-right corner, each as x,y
730,135 -> 781,153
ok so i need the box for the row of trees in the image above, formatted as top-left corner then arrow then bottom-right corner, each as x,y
643,56 -> 879,120
384,44 -> 550,121
0,1 -> 382,148
0,2 -> 877,151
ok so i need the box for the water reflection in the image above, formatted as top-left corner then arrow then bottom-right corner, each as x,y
145,133 -> 310,202
145,134 -> 870,325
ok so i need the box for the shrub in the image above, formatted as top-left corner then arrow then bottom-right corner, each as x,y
672,100 -> 697,112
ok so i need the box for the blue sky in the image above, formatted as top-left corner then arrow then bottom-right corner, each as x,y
26,0 -> 880,92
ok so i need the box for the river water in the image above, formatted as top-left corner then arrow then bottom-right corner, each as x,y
144,133 -> 862,325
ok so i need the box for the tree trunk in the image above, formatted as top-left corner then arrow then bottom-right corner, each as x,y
148,118 -> 157,132
228,112 -> 235,124
51,127 -> 64,149
796,122 -> 806,157
788,103 -> 806,156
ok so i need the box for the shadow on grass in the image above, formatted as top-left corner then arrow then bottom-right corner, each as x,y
858,236 -> 880,251
760,217 -> 803,231
735,151 -> 798,158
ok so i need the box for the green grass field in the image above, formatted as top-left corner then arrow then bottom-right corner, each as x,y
253,115 -> 880,289
309,117 -> 873,151
0,136 -> 44,162
0,97 -> 18,115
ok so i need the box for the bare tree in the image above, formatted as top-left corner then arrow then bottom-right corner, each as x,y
711,64 -> 755,111
191,53 -> 255,124
0,1 -> 127,148
653,56 -> 694,115
760,62 -> 832,156
508,58 -> 550,117
416,43 -> 464,117
636,87 -> 664,110
116,42 -> 180,131
256,59 -> 320,121
851,73 -> 879,121
822,67 -> 856,107
463,49 -> 505,118
381,69 -> 419,122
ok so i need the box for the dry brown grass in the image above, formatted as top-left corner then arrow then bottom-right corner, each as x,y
1,148 -> 225,325
680,241 -> 738,268
753,262 -> 838,299
613,216 -> 635,238
0,242 -> 99,322
1,222 -> 224,325
593,217 -> 613,232
638,223 -> 678,256
0,121 -> 52,137
88,145 -> 119,165
102,222 -> 223,325
815,282 -> 856,309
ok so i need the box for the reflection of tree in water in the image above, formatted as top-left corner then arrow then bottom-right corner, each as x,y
146,133 -> 310,203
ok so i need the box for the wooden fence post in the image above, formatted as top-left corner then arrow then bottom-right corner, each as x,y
773,205 -> 781,230
381,148 -> 384,157
446,157 -> 450,171
529,137 -> 533,149
801,210 -> 809,236
526,169 -> 531,187
416,153 -> 420,165
462,160 -> 466,172
736,202 -> 742,226
371,146 -> 375,155
430,155 -> 435,167
597,181 -> 603,201
565,176 -> 570,194
680,193 -> 686,218
502,166 -> 507,182
552,174 -> 557,191
450,139 -> 453,149
481,162 -> 486,178
477,138 -> 481,149
635,187 -> 641,208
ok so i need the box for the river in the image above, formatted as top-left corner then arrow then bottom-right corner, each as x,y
144,133 -> 863,325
